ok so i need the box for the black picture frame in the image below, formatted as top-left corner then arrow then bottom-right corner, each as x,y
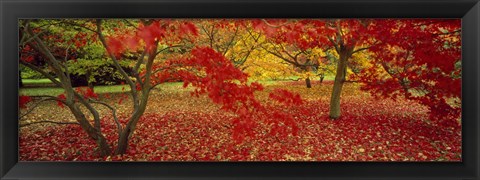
1,0 -> 479,179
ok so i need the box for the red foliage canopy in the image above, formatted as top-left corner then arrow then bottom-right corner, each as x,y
356,19 -> 461,125
147,47 -> 304,142
105,20 -> 199,57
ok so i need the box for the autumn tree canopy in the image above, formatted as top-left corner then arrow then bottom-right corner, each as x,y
253,19 -> 461,122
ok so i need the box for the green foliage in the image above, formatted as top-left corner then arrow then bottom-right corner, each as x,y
20,65 -> 46,79
67,58 -> 132,85
79,43 -> 106,60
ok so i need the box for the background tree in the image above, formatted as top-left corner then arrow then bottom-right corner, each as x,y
196,19 -> 262,69
254,19 -> 376,118
260,41 -> 326,88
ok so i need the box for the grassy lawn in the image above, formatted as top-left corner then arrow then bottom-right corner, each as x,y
253,75 -> 335,85
272,75 -> 335,81
22,78 -> 59,84
20,82 -> 266,96
20,81 -> 202,96
20,84 -> 132,96
19,76 -> 335,97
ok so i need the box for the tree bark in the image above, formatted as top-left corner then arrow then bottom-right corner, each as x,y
115,131 -> 129,154
115,112 -> 142,154
305,77 -> 312,88
319,74 -> 325,84
68,104 -> 111,156
114,48 -> 157,155
25,22 -> 112,156
329,47 -> 352,119
115,90 -> 150,154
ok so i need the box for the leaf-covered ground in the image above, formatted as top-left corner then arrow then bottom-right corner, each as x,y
19,81 -> 461,161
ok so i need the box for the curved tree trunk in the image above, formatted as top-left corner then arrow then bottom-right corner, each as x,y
114,48 -> 157,155
114,80 -> 152,155
305,77 -> 312,88
115,111 -> 145,154
329,47 -> 352,119
115,131 -> 129,155
24,20 -> 112,157
68,104 -> 112,156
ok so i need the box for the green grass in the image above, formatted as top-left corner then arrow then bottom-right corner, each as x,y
322,76 -> 335,81
19,76 -> 336,97
286,75 -> 335,81
22,78 -> 59,84
254,75 -> 335,85
20,84 -> 132,97
19,81 -> 193,96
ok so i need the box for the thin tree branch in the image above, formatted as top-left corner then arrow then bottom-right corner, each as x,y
19,97 -> 64,119
154,45 -> 184,56
328,36 -> 340,53
25,23 -> 70,89
96,19 -> 139,110
20,61 -> 63,87
63,44 -> 72,84
149,78 -> 181,90
60,20 -> 97,33
343,80 -> 361,83
122,19 -> 140,30
351,40 -> 380,55
133,50 -> 147,72
222,26 -> 240,56
20,30 -> 47,46
432,29 -> 461,36
351,46 -> 371,54
89,99 -> 123,136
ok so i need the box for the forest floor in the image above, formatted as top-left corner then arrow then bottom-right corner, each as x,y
19,80 -> 462,161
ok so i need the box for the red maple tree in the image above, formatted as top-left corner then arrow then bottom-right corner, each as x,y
253,19 -> 461,125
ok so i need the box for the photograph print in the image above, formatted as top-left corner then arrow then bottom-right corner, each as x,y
18,18 -> 461,161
